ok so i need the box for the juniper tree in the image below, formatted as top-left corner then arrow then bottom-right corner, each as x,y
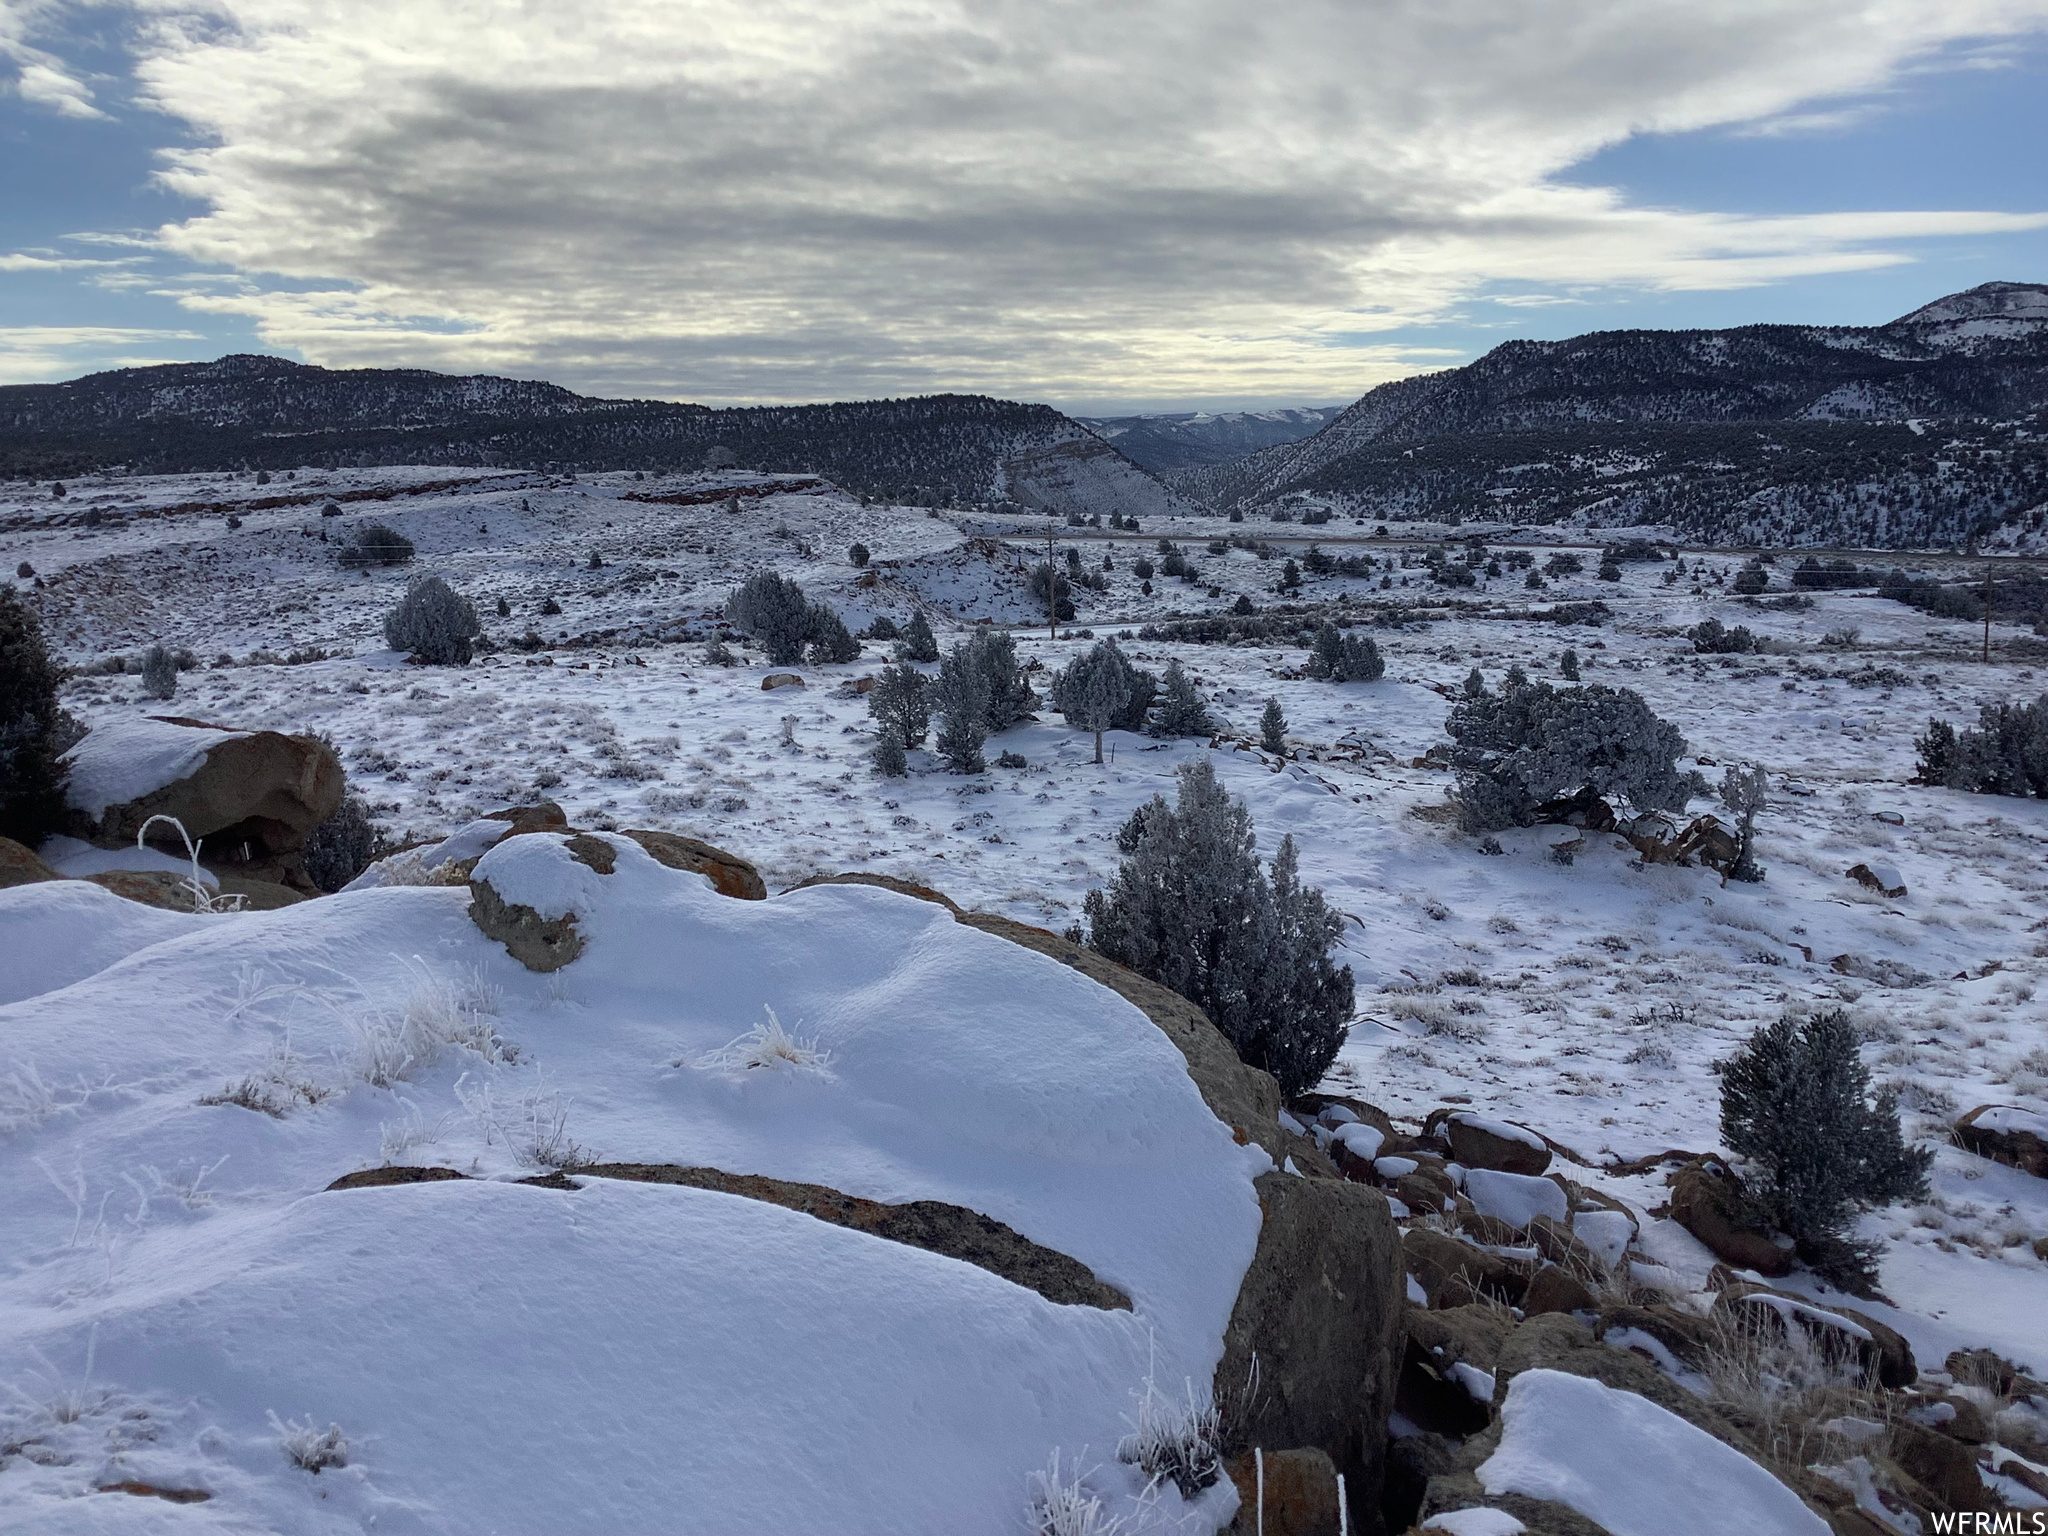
805,603 -> 861,665
1084,758 -> 1353,1097
1716,1009 -> 1930,1270
141,643 -> 178,701
1260,697 -> 1286,754
0,588 -> 74,845
867,663 -> 931,751
1053,639 -> 1135,763
1029,563 -> 1075,623
1113,667 -> 1158,733
304,792 -> 379,892
899,610 -> 940,663
1152,658 -> 1213,738
1558,648 -> 1580,681
383,576 -> 481,665
864,615 -> 900,641
337,521 -> 415,569
1917,695 -> 2048,798
933,643 -> 992,773
965,629 -> 1036,731
1308,623 -> 1384,683
873,731 -> 908,777
726,573 -> 811,665
1718,763 -> 1768,882
849,543 -> 870,567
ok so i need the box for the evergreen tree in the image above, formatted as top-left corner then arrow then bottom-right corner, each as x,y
867,663 -> 930,750
1152,658 -> 1213,738
1053,640 -> 1135,763
933,643 -> 991,773
966,629 -> 1036,731
873,731 -> 908,777
0,588 -> 74,846
1559,648 -> 1580,681
1260,696 -> 1287,754
849,543 -> 870,567
726,572 -> 812,665
1112,667 -> 1157,733
383,576 -> 480,665
304,792 -> 379,892
1084,759 -> 1352,1097
899,610 -> 940,663
140,643 -> 178,701
1306,621 -> 1344,680
805,602 -> 861,665
1718,763 -> 1768,882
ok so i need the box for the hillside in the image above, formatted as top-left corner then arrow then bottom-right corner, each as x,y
1073,406 -> 1344,471
0,358 -> 1191,521
1172,281 -> 2048,547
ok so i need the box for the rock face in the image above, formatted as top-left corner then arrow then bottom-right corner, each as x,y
1954,1104 -> 2048,1178
67,718 -> 344,892
1668,1158 -> 1794,1276
1222,1446 -> 1342,1536
622,828 -> 767,900
0,836 -> 61,889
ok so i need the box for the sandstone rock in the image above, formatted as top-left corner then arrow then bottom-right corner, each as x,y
1222,1447 -> 1341,1536
325,1166 -> 468,1191
1521,1263 -> 1598,1316
0,835 -> 60,889
786,869 -> 955,910
67,717 -> 344,892
1890,1421 -> 1998,1515
1669,1158 -> 1793,1276
1404,1225 -> 1531,1308
1428,1109 -> 1552,1175
469,875 -> 584,971
1954,1104 -> 2048,1178
1846,862 -> 1907,899
1491,1313 -> 1743,1443
483,801 -> 570,837
85,868 -> 205,911
1392,1170 -> 1454,1214
1593,1304 -> 1716,1373
1714,1284 -> 1916,1389
619,828 -> 766,899
760,672 -> 804,690
211,871 -> 307,909
1218,1172 -> 1404,1533
1528,1213 -> 1606,1277
1408,1303 -> 1516,1376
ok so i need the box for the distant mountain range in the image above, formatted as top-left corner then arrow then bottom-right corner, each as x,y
1071,407 -> 1345,471
1171,281 -> 2048,548
0,356 -> 1188,520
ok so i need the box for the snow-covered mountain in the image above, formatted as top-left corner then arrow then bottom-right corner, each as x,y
0,359 -> 1193,521
1072,406 -> 1346,472
1173,282 -> 2048,547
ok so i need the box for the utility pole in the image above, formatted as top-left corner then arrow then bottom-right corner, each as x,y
1983,563 -> 1993,664
1045,517 -> 1058,641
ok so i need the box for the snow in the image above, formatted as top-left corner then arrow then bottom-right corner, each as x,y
0,881 -> 206,1007
0,843 -> 1265,1532
469,828 -> 615,919
1462,1168 -> 1568,1229
38,833 -> 221,887
1477,1369 -> 1830,1536
1973,1106 -> 2048,1139
1333,1121 -> 1385,1161
1424,1506 -> 1527,1534
1572,1209 -> 1635,1270
60,715 -> 248,820
1449,1112 -> 1547,1152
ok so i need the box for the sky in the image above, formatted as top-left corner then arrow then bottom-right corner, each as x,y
2,0 -> 2046,414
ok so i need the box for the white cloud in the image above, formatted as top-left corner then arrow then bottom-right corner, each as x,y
113,0 -> 2048,403
0,325 -> 204,384
0,1 -> 106,117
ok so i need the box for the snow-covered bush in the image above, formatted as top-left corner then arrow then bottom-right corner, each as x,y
1445,668 -> 1699,833
898,610 -> 939,663
303,792 -> 379,893
1305,620 -> 1385,683
1914,695 -> 2048,799
337,521 -> 414,569
725,572 -> 811,665
1084,758 -> 1353,1097
1689,618 -> 1759,655
0,589 -> 77,846
1051,640 -> 1135,763
140,643 -> 178,700
269,1411 -> 349,1473
1150,659 -> 1213,738
1716,1010 -> 1930,1267
383,576 -> 481,665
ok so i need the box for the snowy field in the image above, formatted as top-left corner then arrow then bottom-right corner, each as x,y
3,463 -> 2047,1525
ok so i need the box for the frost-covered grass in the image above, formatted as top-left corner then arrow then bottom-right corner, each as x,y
692,1005 -> 833,1076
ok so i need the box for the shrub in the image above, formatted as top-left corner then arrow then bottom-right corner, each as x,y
1732,562 -> 1768,596
494,596 -> 511,618
1052,641 -> 1135,763
1028,563 -> 1076,622
849,543 -> 870,567
1112,665 -> 1157,733
864,615 -> 899,640
384,576 -> 481,665
873,730 -> 907,776
1718,763 -> 1767,882
1084,759 -> 1353,1097
1690,618 -> 1758,654
1597,561 -> 1623,582
0,589 -> 76,845
1543,552 -> 1583,577
1260,697 -> 1286,754
867,663 -> 931,752
1305,620 -> 1384,683
304,793 -> 379,893
1445,668 -> 1699,832
969,629 -> 1036,731
1558,648 -> 1579,681
337,521 -> 414,569
1716,1010 -> 1931,1260
805,603 -> 861,665
540,596 -> 562,616
1152,659 -> 1213,738
725,572 -> 811,665
899,610 -> 939,663
1915,696 -> 2048,798
141,643 -> 178,700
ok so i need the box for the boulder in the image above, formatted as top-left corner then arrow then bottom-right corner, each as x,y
211,871 -> 308,910
1593,1304 -> 1716,1374
1217,1172 -> 1405,1532
1889,1421 -> 1999,1516
1430,1109 -> 1552,1175
1223,1447 -> 1341,1536
1404,1225 -> 1532,1308
760,673 -> 804,690
1714,1284 -> 1916,1389
622,828 -> 766,900
1527,1213 -> 1605,1277
1408,1303 -> 1516,1376
1381,1431 -> 1461,1534
469,875 -> 583,971
786,870 -> 956,911
1954,1104 -> 2048,1178
1846,862 -> 1907,899
64,716 -> 344,892
1668,1159 -> 1793,1276
1521,1264 -> 1598,1316
85,868 -> 203,911
0,836 -> 61,889
1490,1313 -> 1746,1446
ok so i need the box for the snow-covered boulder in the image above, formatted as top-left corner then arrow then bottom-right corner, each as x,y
1955,1103 -> 2048,1179
60,714 -> 343,891
0,834 -> 60,889
1432,1110 -> 1552,1176
1666,1157 -> 1794,1276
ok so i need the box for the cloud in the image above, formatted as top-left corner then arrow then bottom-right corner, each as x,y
0,324 -> 204,384
0,1 -> 106,117
113,0 -> 2048,404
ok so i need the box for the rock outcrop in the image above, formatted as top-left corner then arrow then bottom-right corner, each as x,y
1954,1104 -> 2048,1178
0,836 -> 61,889
1668,1157 -> 1794,1275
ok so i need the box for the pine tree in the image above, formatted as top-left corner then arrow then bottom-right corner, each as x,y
1260,697 -> 1286,754
900,610 -> 940,663
1053,640 -> 1135,763
1113,668 -> 1158,733
1306,621 -> 1344,680
967,629 -> 1036,731
933,643 -> 991,773
805,602 -> 861,665
383,576 -> 480,665
0,588 -> 74,845
726,573 -> 812,665
867,663 -> 930,750
140,643 -> 178,701
1152,658 -> 1213,738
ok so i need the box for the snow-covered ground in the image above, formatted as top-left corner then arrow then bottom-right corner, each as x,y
4,462 -> 2047,1523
